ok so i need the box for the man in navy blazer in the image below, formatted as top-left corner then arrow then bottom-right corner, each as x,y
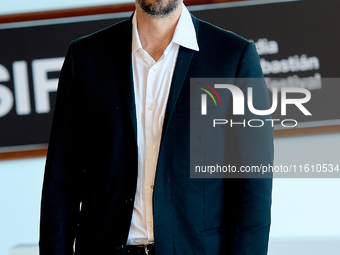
40,0 -> 273,254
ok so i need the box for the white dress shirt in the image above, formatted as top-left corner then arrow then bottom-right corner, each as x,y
127,3 -> 199,245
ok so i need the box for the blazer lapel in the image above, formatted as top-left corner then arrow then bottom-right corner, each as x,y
119,14 -> 138,142
160,15 -> 199,145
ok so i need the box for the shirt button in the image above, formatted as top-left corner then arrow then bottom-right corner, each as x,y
151,185 -> 154,189
150,143 -> 155,150
147,104 -> 155,111
153,65 -> 159,71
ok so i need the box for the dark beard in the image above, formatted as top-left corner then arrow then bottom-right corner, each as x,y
137,0 -> 181,18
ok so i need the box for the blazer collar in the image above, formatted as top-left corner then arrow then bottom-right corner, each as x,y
160,14 -> 199,145
120,15 -> 138,142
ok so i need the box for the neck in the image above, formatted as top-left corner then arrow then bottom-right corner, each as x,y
135,2 -> 182,61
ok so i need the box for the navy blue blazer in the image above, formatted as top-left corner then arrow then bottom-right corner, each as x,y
40,12 -> 274,255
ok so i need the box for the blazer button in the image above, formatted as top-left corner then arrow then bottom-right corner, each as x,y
117,244 -> 124,249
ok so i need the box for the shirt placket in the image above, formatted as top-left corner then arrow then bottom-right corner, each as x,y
144,58 -> 160,241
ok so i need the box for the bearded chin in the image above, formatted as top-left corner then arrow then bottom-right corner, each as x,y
137,0 -> 181,18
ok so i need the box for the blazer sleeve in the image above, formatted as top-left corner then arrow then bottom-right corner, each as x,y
231,42 -> 274,255
39,41 -> 84,255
